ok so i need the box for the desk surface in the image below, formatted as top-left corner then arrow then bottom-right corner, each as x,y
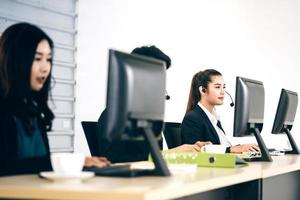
0,155 -> 299,200
0,162 -> 261,200
259,154 -> 300,178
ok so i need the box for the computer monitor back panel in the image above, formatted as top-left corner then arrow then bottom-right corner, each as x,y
126,60 -> 165,120
102,49 -> 171,175
233,76 -> 273,161
247,81 -> 265,124
233,77 -> 265,137
272,89 -> 298,134
105,49 -> 166,141
285,91 -> 298,125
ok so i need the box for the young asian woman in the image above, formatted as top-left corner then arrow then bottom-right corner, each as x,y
181,69 -> 259,153
0,22 -> 110,176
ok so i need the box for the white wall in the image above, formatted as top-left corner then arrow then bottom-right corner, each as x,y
75,0 -> 300,155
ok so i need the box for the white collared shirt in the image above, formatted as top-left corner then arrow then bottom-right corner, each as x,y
198,102 -> 232,148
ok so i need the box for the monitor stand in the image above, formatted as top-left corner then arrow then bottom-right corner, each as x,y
283,128 -> 300,154
117,124 -> 171,177
88,123 -> 171,177
252,128 -> 273,162
109,121 -> 171,177
142,125 -> 171,176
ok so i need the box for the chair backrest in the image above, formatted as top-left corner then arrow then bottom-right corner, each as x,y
163,122 -> 182,149
81,121 -> 101,156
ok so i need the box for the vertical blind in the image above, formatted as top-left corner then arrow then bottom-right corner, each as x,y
0,0 -> 77,152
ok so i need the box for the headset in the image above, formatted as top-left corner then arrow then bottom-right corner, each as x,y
225,91 -> 235,107
165,91 -> 171,100
200,86 -> 234,107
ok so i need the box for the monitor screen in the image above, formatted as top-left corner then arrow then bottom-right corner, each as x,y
271,89 -> 298,134
104,49 -> 166,141
233,77 -> 265,137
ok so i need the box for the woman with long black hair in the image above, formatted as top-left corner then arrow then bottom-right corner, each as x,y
0,22 -> 109,176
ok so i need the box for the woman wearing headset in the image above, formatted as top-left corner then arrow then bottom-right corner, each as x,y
181,69 -> 259,153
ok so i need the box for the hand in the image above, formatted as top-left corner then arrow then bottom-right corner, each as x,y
194,141 -> 212,151
170,141 -> 212,152
230,144 -> 260,153
84,156 -> 111,167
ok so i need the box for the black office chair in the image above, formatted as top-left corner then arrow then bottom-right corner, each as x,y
81,121 -> 101,156
163,122 -> 182,149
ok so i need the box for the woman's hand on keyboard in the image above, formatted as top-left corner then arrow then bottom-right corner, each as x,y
84,156 -> 111,167
230,144 -> 260,153
170,141 -> 212,152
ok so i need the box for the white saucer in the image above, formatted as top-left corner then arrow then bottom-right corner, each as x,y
40,171 -> 95,183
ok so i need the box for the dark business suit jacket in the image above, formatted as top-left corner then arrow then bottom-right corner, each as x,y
97,109 -> 163,163
181,105 -> 221,145
0,98 -> 52,176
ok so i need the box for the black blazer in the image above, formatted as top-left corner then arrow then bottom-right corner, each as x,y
0,99 -> 52,176
181,105 -> 221,145
97,109 -> 163,163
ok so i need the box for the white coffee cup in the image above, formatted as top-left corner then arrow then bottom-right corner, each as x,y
201,144 -> 226,154
51,153 -> 85,175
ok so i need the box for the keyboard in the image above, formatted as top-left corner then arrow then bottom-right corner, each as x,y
240,152 -> 262,162
242,156 -> 263,162
83,164 -> 155,177
243,151 -> 261,157
241,149 -> 285,162
268,149 -> 285,156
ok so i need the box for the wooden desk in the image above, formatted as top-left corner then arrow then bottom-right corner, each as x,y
259,155 -> 300,200
0,163 -> 262,200
1,156 -> 300,200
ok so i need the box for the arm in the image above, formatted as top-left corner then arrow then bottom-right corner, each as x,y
229,144 -> 260,153
168,141 -> 212,152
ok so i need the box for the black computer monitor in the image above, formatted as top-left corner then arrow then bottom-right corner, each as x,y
271,89 -> 299,154
233,76 -> 272,161
102,49 -> 170,176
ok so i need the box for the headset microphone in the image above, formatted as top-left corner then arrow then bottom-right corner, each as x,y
165,91 -> 171,100
225,91 -> 234,107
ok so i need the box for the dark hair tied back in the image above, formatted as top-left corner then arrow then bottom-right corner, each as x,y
186,69 -> 222,113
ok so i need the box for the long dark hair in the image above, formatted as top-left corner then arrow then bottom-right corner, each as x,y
185,69 -> 222,113
0,22 -> 54,132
